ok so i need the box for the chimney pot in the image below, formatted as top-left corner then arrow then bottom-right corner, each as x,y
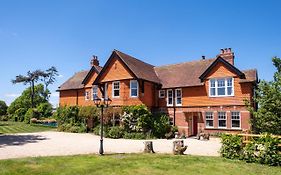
220,49 -> 224,54
90,55 -> 99,67
202,56 -> 205,60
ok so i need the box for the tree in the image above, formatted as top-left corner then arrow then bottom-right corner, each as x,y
41,66 -> 58,100
248,56 -> 281,135
0,100 -> 8,116
12,67 -> 58,107
7,84 -> 48,116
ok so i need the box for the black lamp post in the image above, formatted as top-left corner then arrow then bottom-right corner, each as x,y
94,97 -> 111,155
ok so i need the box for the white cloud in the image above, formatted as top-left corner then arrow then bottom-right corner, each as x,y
4,93 -> 21,98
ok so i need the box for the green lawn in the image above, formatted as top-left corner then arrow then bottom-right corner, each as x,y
0,121 -> 56,134
0,154 -> 280,175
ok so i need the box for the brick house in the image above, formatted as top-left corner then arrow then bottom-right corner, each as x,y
58,48 -> 258,136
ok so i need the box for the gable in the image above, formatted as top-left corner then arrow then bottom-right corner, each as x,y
98,55 -> 134,83
204,62 -> 238,79
84,71 -> 99,88
199,57 -> 245,81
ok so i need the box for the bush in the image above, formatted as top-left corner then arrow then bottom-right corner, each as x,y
14,108 -> 27,122
151,113 -> 171,138
0,115 -> 9,121
92,124 -> 109,137
220,134 -> 243,159
0,100 -> 7,116
24,108 -> 40,124
220,133 -> 281,166
107,126 -> 125,139
242,134 -> 281,166
37,102 -> 53,118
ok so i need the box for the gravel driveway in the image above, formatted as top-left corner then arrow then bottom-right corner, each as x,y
0,131 -> 221,160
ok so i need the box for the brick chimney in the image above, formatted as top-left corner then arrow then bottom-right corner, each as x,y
218,48 -> 234,65
90,55 -> 99,67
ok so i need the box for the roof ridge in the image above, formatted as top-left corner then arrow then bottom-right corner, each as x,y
155,57 -> 216,69
114,49 -> 155,67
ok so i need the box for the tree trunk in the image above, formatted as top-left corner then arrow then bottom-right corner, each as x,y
144,141 -> 155,153
173,140 -> 187,155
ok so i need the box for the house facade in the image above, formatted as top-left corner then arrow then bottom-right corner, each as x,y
58,48 -> 258,136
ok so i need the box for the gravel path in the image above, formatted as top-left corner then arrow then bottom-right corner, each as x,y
0,131 -> 221,160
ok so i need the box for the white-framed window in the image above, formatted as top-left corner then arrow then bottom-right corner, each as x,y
205,112 -> 214,128
92,85 -> 98,100
130,80 -> 138,97
112,81 -> 120,98
85,91 -> 90,101
167,89 -> 173,106
209,78 -> 234,97
175,89 -> 182,106
218,112 -> 227,128
231,111 -> 241,129
159,90 -> 165,98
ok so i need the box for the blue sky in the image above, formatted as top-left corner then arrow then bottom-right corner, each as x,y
0,0 -> 281,106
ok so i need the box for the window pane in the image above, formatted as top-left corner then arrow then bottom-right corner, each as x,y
168,90 -> 173,105
114,90 -> 119,96
232,120 -> 240,128
227,78 -> 232,86
131,89 -> 137,97
210,80 -> 215,87
131,81 -> 137,88
218,87 -> 225,95
219,120 -> 226,127
217,79 -> 225,87
210,88 -> 216,96
227,87 -> 232,95
206,120 -> 213,127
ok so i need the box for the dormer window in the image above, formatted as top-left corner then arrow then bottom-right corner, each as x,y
209,78 -> 234,97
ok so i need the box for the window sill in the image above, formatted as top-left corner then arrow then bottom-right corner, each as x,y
209,95 -> 234,98
205,127 -> 242,131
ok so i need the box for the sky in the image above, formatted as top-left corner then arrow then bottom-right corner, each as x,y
0,0 -> 281,106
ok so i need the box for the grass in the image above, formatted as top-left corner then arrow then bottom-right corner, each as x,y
0,154 -> 280,175
0,121 -> 56,134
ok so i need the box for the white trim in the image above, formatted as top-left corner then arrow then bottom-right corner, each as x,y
159,90 -> 165,98
167,89 -> 173,106
112,81 -> 120,98
209,77 -> 234,97
175,88 -> 182,106
130,80 -> 138,97
231,111 -> 241,129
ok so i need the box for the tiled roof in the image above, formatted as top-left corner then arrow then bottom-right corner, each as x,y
114,50 -> 161,84
58,50 -> 258,91
154,58 -> 215,88
58,70 -> 89,90
240,69 -> 258,83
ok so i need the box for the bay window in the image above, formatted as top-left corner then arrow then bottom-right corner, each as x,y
209,78 -> 234,97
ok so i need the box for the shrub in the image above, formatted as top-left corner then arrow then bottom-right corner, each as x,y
122,105 -> 152,132
14,108 -> 27,122
220,134 -> 243,159
0,115 -> 9,121
0,100 -> 7,116
92,124 -> 109,137
37,102 -> 53,118
24,108 -> 40,124
107,126 -> 125,139
151,113 -> 171,138
220,133 -> 281,166
242,134 -> 281,166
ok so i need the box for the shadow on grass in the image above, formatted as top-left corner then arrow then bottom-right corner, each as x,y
0,134 -> 48,147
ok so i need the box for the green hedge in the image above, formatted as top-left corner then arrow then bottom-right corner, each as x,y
220,134 -> 281,166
